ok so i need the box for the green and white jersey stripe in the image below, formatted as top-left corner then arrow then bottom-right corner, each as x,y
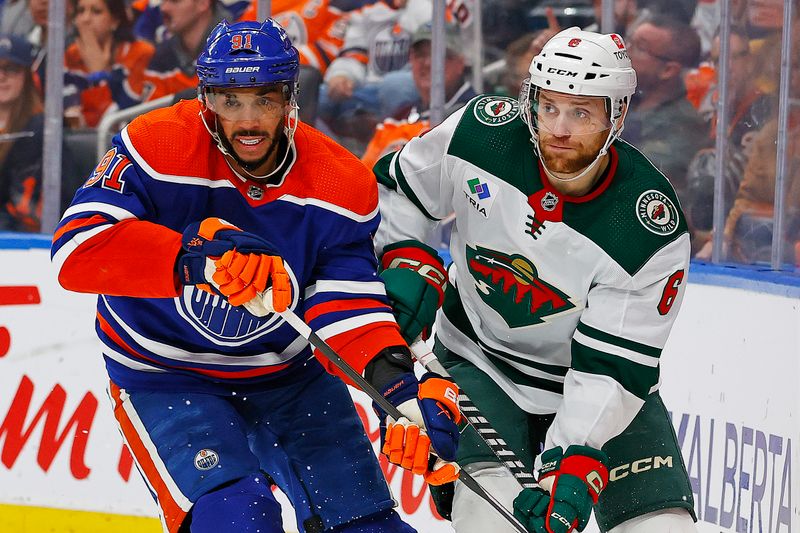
374,95 -> 690,452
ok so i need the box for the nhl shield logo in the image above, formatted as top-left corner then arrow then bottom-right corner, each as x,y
194,449 -> 219,470
248,185 -> 264,200
636,190 -> 679,235
473,96 -> 520,126
540,192 -> 559,212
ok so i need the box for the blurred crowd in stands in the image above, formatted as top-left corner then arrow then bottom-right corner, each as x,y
0,0 -> 796,268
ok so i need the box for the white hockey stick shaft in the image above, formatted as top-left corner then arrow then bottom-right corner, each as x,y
410,339 -> 538,490
278,308 -> 529,533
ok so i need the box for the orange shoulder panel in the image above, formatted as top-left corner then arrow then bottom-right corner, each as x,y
124,99 -> 230,181
290,122 -> 378,217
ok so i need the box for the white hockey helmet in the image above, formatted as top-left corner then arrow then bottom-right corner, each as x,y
520,27 -> 637,163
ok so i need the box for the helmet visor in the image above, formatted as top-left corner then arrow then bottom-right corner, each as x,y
529,88 -> 612,138
205,88 -> 287,121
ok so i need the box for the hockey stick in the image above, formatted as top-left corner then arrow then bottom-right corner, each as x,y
410,339 -> 538,490
278,308 -> 529,533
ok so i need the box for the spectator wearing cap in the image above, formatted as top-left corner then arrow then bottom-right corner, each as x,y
64,0 -> 155,127
0,33 -> 78,232
361,22 -> 476,171
623,15 -> 707,202
0,34 -> 42,230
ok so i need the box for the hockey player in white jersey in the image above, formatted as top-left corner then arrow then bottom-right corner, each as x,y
373,28 -> 698,533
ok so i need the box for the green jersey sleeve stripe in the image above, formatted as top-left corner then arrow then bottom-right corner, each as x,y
576,321 -> 662,358
478,337 -> 569,377
374,152 -> 398,190
572,341 -> 659,399
482,348 -> 566,394
389,149 -> 440,221
573,330 -> 659,367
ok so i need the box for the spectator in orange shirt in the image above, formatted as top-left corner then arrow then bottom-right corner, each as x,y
64,0 -> 155,127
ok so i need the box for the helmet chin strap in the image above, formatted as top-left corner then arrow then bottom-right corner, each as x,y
198,100 -> 299,183
536,127 -> 613,184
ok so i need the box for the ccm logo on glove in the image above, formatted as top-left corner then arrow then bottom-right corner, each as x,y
384,256 -> 447,287
379,240 -> 448,343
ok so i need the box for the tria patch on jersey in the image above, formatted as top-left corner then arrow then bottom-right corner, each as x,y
466,244 -> 575,327
473,96 -> 520,126
463,176 -> 499,218
636,190 -> 679,236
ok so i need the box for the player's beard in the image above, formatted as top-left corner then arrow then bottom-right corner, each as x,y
538,130 -> 608,175
221,120 -> 285,173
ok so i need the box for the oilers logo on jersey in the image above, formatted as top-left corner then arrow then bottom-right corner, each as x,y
176,260 -> 298,344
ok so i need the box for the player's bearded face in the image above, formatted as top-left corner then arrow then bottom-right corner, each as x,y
534,90 -> 611,174
210,86 -> 288,168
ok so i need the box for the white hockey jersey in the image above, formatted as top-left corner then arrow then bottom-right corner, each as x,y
374,95 -> 691,457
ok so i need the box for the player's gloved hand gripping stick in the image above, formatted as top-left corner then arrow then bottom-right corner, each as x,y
178,218 -> 292,315
379,240 -> 448,343
513,445 -> 609,533
371,369 -> 463,486
410,339 -> 538,490
278,307 -> 530,533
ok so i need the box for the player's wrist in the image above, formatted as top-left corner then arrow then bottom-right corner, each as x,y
364,345 -> 414,392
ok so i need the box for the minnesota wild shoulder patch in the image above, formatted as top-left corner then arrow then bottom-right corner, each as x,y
636,190 -> 679,236
473,96 -> 520,126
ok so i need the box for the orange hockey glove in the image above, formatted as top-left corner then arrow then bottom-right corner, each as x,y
178,217 -> 291,315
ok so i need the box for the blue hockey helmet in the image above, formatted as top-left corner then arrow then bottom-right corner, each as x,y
197,19 -> 299,96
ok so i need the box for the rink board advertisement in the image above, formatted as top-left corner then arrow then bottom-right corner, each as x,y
0,241 -> 798,533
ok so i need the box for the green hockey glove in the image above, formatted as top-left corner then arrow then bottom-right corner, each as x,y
514,445 -> 609,533
379,240 -> 447,343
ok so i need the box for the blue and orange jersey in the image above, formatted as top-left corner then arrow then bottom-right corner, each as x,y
52,98 -> 405,392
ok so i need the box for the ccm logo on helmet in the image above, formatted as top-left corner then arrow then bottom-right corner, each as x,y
546,67 -> 578,77
225,66 -> 260,73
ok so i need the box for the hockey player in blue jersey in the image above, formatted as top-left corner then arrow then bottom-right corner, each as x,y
52,19 -> 462,533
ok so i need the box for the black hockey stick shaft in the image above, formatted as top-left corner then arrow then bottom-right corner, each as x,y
410,340 -> 538,490
279,308 -> 529,533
